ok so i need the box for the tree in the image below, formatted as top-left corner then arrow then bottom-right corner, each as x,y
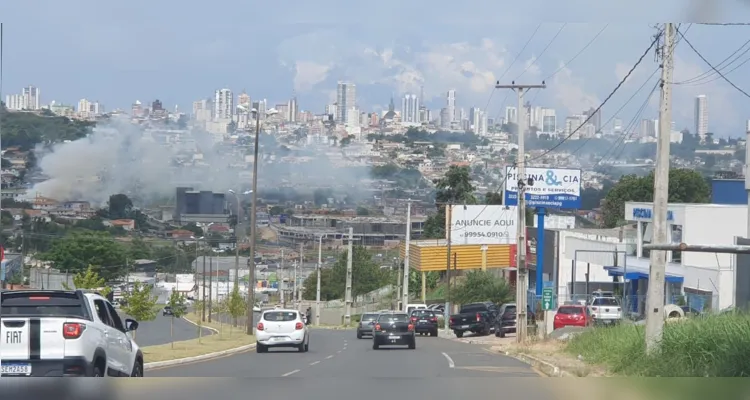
452,270 -> 514,306
121,282 -> 158,338
107,194 -> 133,219
356,206 -> 370,216
301,246 -> 389,300
0,107 -> 95,150
226,286 -> 247,333
423,166 -> 477,239
166,290 -> 188,349
408,270 -> 439,296
301,268 -> 339,301
41,231 -> 128,281
601,169 -> 711,228
269,206 -> 284,216
62,265 -> 112,298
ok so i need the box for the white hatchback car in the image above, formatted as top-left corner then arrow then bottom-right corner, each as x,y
256,309 -> 310,353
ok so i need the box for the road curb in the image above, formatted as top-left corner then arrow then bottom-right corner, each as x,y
181,316 -> 220,335
144,343 -> 257,370
499,350 -> 571,377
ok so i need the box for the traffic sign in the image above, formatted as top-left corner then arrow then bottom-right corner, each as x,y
542,287 -> 554,311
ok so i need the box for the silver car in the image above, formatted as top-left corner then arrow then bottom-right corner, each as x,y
356,313 -> 380,339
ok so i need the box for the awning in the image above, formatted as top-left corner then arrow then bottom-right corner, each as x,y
604,266 -> 684,283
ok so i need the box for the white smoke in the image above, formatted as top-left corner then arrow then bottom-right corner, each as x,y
24,119 -> 373,207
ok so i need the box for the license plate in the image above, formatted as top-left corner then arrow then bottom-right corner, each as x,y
419,320 -> 427,324
603,320 -> 613,324
272,336 -> 288,341
461,325 -> 470,329
388,335 -> 401,339
1,364 -> 31,376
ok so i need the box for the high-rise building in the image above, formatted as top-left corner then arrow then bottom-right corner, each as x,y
336,82 -> 356,124
446,90 -> 456,122
238,91 -> 251,109
505,107 -> 517,124
613,118 -> 623,133
214,89 -> 233,120
472,107 -> 488,136
5,85 -> 41,111
694,94 -> 708,140
288,96 -> 298,122
401,93 -> 420,124
583,106 -> 602,132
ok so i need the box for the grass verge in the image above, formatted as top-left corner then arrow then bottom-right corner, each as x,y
565,313 -> 750,376
142,313 -> 255,363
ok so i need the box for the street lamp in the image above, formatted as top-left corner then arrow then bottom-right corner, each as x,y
246,108 -> 278,335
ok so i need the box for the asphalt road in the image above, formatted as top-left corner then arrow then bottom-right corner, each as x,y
128,312 -> 215,347
143,329 -> 557,399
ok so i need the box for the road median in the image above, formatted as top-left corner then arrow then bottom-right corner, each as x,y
143,313 -> 255,370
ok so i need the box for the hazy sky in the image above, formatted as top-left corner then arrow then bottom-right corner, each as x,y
3,0 -> 750,136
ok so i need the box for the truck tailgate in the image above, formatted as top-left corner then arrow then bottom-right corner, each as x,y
1,317 -> 69,360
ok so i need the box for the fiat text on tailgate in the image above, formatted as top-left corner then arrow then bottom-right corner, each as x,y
0,289 -> 143,377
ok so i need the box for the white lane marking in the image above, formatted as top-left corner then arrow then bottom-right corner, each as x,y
282,369 -> 300,377
326,355 -> 334,359
337,350 -> 342,353
309,361 -> 320,366
442,352 -> 455,368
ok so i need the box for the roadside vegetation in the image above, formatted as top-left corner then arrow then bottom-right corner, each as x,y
565,313 -> 750,377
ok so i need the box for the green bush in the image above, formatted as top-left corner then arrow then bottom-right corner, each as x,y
566,314 -> 750,376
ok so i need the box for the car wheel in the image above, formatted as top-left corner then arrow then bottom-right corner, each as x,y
130,361 -> 143,377
372,341 -> 379,350
431,330 -> 438,337
408,339 -> 416,350
92,366 -> 103,377
357,332 -> 362,339
304,340 -> 309,352
454,331 -> 463,338
256,344 -> 267,353
499,330 -> 506,338
495,329 -> 501,337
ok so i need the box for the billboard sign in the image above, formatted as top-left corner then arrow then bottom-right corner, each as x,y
450,205 -> 517,245
504,167 -> 582,209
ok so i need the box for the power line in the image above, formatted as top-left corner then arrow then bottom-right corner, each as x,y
488,24 -> 543,121
673,37 -> 750,84
697,23 -> 750,26
677,27 -> 750,99
515,23 -> 567,80
528,24 -> 608,104
521,29 -> 663,165
684,53 -> 750,86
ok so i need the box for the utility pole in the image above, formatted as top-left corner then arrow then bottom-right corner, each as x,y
344,227 -> 353,326
297,242 -> 304,303
496,80 -> 546,343
280,249 -> 285,308
396,259 -> 402,310
316,235 -> 323,326
402,199 -> 412,309
201,250 -> 206,322
645,23 -> 674,353
444,204 -> 453,328
208,255 -> 213,323
245,109 -> 261,335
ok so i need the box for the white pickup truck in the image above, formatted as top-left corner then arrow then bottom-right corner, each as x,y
0,289 -> 143,377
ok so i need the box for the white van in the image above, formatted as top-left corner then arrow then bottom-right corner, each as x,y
405,303 -> 428,315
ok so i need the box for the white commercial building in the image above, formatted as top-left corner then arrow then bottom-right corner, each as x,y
557,202 -> 745,315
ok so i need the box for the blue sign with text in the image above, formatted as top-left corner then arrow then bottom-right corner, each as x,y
504,166 -> 582,209
632,208 -> 674,221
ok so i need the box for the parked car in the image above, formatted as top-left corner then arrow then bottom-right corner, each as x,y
449,302 -> 497,338
588,296 -> 622,325
162,306 -> 173,316
553,304 -> 591,330
494,303 -> 536,338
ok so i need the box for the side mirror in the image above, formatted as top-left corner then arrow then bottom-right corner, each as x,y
125,318 -> 139,332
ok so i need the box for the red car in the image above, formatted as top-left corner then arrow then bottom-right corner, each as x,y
553,305 -> 591,330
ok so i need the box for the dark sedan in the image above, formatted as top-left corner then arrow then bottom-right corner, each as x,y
410,309 -> 439,336
373,312 -> 416,350
163,306 -> 173,316
356,313 -> 380,339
